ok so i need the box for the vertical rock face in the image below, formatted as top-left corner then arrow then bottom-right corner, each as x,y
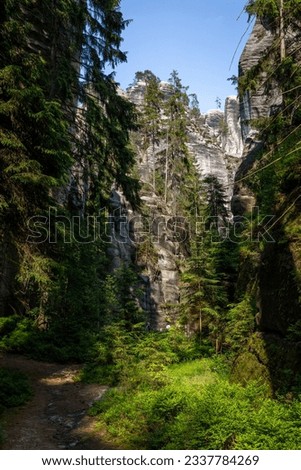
108,188 -> 185,329
125,80 -> 147,106
232,17 -> 280,218
232,15 -> 301,391
126,80 -> 243,192
233,14 -> 301,216
238,18 -> 281,140
223,96 -> 244,158
110,79 -> 243,328
188,96 -> 243,203
107,189 -> 136,270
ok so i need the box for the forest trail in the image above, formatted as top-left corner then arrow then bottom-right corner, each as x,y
0,354 -> 110,450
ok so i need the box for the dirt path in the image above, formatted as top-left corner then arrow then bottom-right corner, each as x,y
0,354 -> 111,450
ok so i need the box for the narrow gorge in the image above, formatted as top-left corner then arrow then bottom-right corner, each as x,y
1,0 -> 301,451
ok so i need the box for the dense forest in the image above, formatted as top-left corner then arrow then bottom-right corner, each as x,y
1,0 -> 301,450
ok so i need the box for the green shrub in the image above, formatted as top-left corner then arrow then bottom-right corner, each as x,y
0,316 -> 20,337
0,316 -> 99,362
0,367 -> 32,410
225,296 -> 256,352
0,366 -> 32,445
91,353 -> 301,450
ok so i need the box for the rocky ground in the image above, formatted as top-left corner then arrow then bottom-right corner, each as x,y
0,354 -> 111,450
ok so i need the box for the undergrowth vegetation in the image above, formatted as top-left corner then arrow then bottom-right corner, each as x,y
85,326 -> 301,450
2,0 -> 301,452
0,367 -> 32,442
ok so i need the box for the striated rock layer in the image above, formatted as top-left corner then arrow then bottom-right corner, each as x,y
239,18 -> 281,140
232,18 -> 281,218
110,80 -> 243,328
188,96 -> 243,203
127,80 -> 243,199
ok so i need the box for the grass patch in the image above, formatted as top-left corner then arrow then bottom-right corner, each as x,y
78,323 -> 301,450
90,353 -> 301,450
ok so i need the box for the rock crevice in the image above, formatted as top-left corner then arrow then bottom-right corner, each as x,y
110,79 -> 243,327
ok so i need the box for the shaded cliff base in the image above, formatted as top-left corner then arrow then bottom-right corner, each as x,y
232,332 -> 301,396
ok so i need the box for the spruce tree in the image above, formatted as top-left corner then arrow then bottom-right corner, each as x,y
181,176 -> 229,351
203,175 -> 229,232
164,70 -> 189,204
0,0 -> 139,356
189,93 -> 201,119
139,71 -> 163,191
181,234 -> 227,352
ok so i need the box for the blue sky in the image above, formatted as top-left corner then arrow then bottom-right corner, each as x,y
114,0 -> 253,112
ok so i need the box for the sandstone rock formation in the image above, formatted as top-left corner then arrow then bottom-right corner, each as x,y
232,17 -> 280,218
231,14 -> 301,391
188,96 -> 243,203
110,79 -> 243,328
238,17 -> 282,140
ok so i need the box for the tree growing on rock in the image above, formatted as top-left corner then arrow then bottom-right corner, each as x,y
164,70 -> 190,205
138,71 -> 163,191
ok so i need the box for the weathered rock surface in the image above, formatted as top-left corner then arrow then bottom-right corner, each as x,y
232,15 -> 301,392
239,17 -> 282,141
108,80 -> 243,328
128,80 -> 243,196
232,17 -> 280,218
223,96 -> 244,158
188,96 -> 243,203
108,189 -> 135,270
109,188 -> 184,329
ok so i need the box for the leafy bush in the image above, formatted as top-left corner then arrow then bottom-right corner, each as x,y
0,317 -> 99,363
0,316 -> 20,337
0,367 -> 32,410
91,350 -> 301,450
81,324 -> 204,387
225,296 -> 256,352
0,366 -> 31,444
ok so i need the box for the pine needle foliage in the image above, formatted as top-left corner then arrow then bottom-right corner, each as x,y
0,0 -> 139,357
